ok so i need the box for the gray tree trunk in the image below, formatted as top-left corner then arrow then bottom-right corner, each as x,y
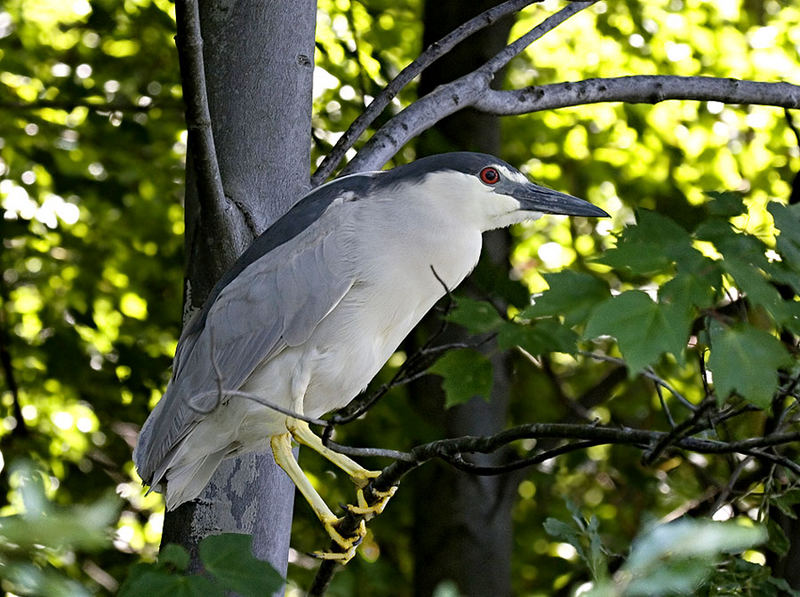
160,0 -> 317,582
411,2 -> 516,596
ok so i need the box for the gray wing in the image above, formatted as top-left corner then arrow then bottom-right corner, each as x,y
134,203 -> 358,485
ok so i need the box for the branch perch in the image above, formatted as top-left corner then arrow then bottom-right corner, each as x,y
311,0 -> 544,185
473,75 -> 800,114
342,1 -> 595,174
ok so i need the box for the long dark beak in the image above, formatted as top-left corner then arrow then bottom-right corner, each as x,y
516,183 -> 609,217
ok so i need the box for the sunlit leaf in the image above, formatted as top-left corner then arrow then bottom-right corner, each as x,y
769,202 -> 800,271
522,271 -> 610,326
584,290 -> 691,373
497,320 -> 578,355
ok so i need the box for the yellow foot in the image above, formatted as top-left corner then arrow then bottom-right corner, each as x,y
310,547 -> 357,563
349,468 -> 381,489
346,485 -> 398,517
312,515 -> 366,564
322,514 -> 366,550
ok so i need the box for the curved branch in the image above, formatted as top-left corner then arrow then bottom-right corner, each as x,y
310,421 -> 800,591
473,76 -> 800,114
368,425 -> 800,492
310,0 -> 543,185
174,0 -> 228,231
342,1 -> 594,174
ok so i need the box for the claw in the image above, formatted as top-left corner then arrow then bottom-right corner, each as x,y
346,485 -> 398,517
349,468 -> 381,489
310,547 -> 358,563
321,514 -> 366,550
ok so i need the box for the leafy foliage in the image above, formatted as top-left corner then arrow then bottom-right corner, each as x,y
0,462 -> 120,597
543,501 -> 769,597
118,533 -> 283,597
1,0 -> 799,595
429,348 -> 493,408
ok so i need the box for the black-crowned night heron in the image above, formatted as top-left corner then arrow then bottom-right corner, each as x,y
134,152 -> 608,561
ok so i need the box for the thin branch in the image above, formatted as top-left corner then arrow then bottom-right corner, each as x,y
368,425 -> 800,492
321,440 -> 414,462
174,0 -> 228,231
641,398 -> 715,465
324,268 -> 463,429
342,1 -> 594,174
473,76 -> 800,115
311,421 -> 800,590
186,388 -> 329,426
310,0 -> 543,185
579,350 -> 696,411
445,439 -> 603,475
655,380 -> 676,428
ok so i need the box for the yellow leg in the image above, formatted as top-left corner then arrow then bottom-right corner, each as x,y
287,418 -> 379,486
270,433 -> 364,562
286,418 -> 397,517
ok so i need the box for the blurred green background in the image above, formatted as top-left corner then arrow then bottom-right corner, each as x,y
0,0 -> 798,595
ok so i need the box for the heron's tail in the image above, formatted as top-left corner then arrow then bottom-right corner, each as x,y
162,449 -> 229,510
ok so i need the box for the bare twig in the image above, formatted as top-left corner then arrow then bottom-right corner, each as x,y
342,1 -> 594,174
445,439 -> 603,475
186,388 -> 328,426
642,398 -> 715,465
174,0 -> 230,242
312,418 -> 800,591
310,0 -> 543,185
473,76 -> 800,115
579,350 -> 696,410
655,380 -> 676,428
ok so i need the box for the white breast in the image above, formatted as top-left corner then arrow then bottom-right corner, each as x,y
299,188 -> 485,416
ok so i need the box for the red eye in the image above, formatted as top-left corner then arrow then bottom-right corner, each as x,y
479,166 -> 500,185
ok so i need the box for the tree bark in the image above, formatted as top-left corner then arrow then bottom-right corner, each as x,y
411,2 -> 516,595
161,0 -> 316,584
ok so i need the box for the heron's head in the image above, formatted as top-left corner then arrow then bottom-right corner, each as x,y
389,152 -> 608,231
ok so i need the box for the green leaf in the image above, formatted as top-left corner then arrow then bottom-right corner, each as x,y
445,296 -> 503,334
707,325 -> 792,407
766,518 -> 790,557
723,258 -> 790,325
695,219 -> 771,271
429,348 -> 493,408
595,210 -> 695,275
769,201 -> 800,271
521,271 -> 610,326
498,320 -> 578,355
705,191 -> 746,218
199,533 -> 284,596
660,263 -> 721,314
544,502 -> 608,582
584,291 -> 691,373
159,543 -> 190,572
119,567 -> 224,597
0,464 -> 120,553
623,519 -> 766,597
771,489 -> 800,520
